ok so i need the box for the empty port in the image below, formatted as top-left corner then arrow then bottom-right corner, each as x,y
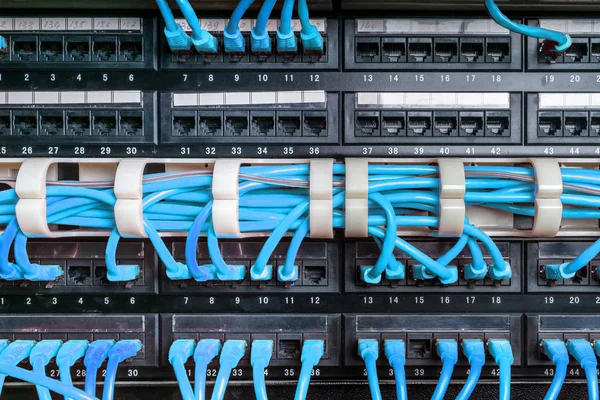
303,112 -> 327,136
225,112 -> 249,136
460,38 -> 484,62
250,112 -> 275,137
564,112 -> 589,136
538,112 -> 562,137
592,40 -> 600,62
199,112 -> 223,136
381,112 -> 405,136
433,112 -> 458,136
12,37 -> 37,61
13,112 -> 38,136
486,38 -> 510,63
407,112 -> 432,136
0,112 -> 11,136
355,112 -> 380,137
66,112 -> 91,136
408,38 -> 432,63
303,265 -> 327,286
93,112 -> 117,136
66,37 -> 91,62
278,339 -> 301,360
39,37 -> 64,62
119,112 -> 144,136
277,112 -> 302,137
173,112 -> 197,137
93,37 -> 117,62
485,112 -> 510,136
94,264 -> 111,286
459,112 -> 484,136
382,38 -> 406,63
119,37 -> 144,62
356,38 -> 380,62
407,337 -> 433,359
434,38 -> 458,63
39,112 -> 65,136
591,113 -> 600,136
67,262 -> 92,286
565,40 -> 589,63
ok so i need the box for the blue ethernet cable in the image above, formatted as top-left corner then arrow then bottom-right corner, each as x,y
224,0 -> 255,53
169,340 -> 196,400
431,340 -> 458,400
30,340 -> 63,400
57,340 -> 89,400
358,340 -> 382,400
210,340 -> 247,400
155,0 -> 192,51
484,0 -> 572,52
105,228 -> 141,282
251,340 -> 274,400
277,0 -> 297,52
488,339 -> 514,400
0,219 -> 25,281
541,340 -> 569,400
456,340 -> 485,400
175,0 -> 218,53
194,339 -> 222,400
84,340 -> 115,397
0,36 -> 7,52
384,340 -> 407,400
14,230 -> 64,281
297,0 -> 323,51
567,340 -> 598,400
545,238 -> 600,281
0,340 -> 36,396
295,340 -> 325,400
463,238 -> 489,280
207,225 -> 246,281
251,0 -> 277,53
102,340 -> 143,400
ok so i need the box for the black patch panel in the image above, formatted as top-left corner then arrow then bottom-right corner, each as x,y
160,314 -> 341,367
344,314 -> 522,367
160,19 -> 338,70
2,240 -> 158,294
346,18 -> 522,70
162,240 -> 339,293
345,240 -> 522,293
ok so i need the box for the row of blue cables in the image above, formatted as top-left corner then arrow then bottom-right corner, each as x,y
0,339 -> 142,400
169,338 -> 324,400
156,0 -> 323,54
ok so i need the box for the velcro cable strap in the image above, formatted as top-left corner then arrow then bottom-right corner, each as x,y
438,159 -> 466,236
530,158 -> 563,237
212,159 -> 242,237
310,159 -> 334,239
114,159 -> 148,238
345,158 -> 369,238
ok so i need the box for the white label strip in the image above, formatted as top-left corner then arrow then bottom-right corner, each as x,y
357,92 -> 511,109
177,18 -> 327,34
0,17 -> 142,32
0,91 -> 143,105
539,93 -> 600,109
356,18 -> 509,35
539,19 -> 600,34
173,91 -> 327,107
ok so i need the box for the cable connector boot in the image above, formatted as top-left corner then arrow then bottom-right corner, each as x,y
301,340 -> 325,365
277,264 -> 299,283
169,340 -> 196,366
462,340 -> 485,366
544,263 -> 575,280
567,339 -> 597,370
109,340 -> 143,363
358,339 -> 379,362
166,262 -> 192,281
0,341 -> 36,365
436,339 -> 459,364
384,340 -> 406,367
30,340 -> 63,366
276,29 -> 297,53
412,264 -> 437,281
165,25 -> 193,52
195,339 -> 222,365
301,24 -> 323,53
0,36 -> 7,53
542,339 -> 569,365
488,339 -> 514,365
193,30 -> 219,54
488,261 -> 512,281
57,340 -> 89,369
385,260 -> 405,280
224,28 -> 246,54
464,262 -> 489,281
251,28 -> 272,55
250,264 -> 272,281
251,340 -> 274,369
1,263 -> 25,281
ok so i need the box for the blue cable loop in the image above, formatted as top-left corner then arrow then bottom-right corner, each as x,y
57,340 -> 89,400
384,340 -> 407,400
488,339 -> 514,400
251,0 -> 277,53
169,340 -> 196,400
102,340 -> 143,400
567,340 -> 599,400
0,340 -> 36,396
251,340 -> 274,400
175,0 -> 218,53
194,339 -> 222,400
545,237 -> 600,280
155,0 -> 192,51
14,231 -> 64,281
456,340 -> 485,400
541,340 -> 569,400
463,238 -> 489,280
84,340 -> 115,397
295,340 -> 325,400
358,340 -> 382,400
224,0 -> 255,52
30,340 -> 63,400
432,340 -> 458,400
210,340 -> 247,400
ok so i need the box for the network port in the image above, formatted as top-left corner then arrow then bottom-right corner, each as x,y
224,112 -> 249,136
93,36 -> 118,62
303,264 -> 327,286
39,111 -> 65,136
355,112 -> 380,137
433,112 -> 458,136
119,112 -> 144,136
564,112 -> 588,137
277,112 -> 302,137
538,112 -> 562,137
459,112 -> 484,136
250,112 -> 275,137
565,39 -> 589,63
13,111 -> 38,136
66,37 -> 91,62
119,37 -> 144,62
356,38 -> 380,62
92,112 -> 118,136
408,38 -> 432,63
66,111 -> 91,136
199,112 -> 223,136
382,38 -> 406,63
381,112 -> 405,136
12,37 -> 37,61
67,261 -> 92,286
407,335 -> 433,359
460,38 -> 484,63
39,37 -> 64,62
303,112 -> 327,136
277,339 -> 302,360
173,112 -> 197,137
434,38 -> 458,63
486,38 -> 510,63
485,112 -> 510,136
0,112 -> 11,136
592,40 -> 600,62
407,112 -> 432,136
591,113 -> 600,136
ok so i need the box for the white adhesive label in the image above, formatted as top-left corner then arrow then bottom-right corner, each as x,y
14,18 -> 40,31
67,17 -> 92,31
202,19 -> 224,32
175,19 -> 191,32
94,17 -> 119,31
41,18 -> 66,31
238,19 -> 253,32
0,18 -> 13,31
120,18 -> 141,31
356,19 -> 385,33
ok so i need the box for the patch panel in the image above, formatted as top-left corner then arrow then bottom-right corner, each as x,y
344,314 -> 522,367
0,91 -> 156,144
0,314 -> 158,367
528,93 -> 600,144
0,16 -> 154,68
345,240 -> 522,293
527,19 -> 600,70
345,92 -> 521,144
346,18 -> 522,70
161,18 -> 338,70
160,314 -> 341,367
163,240 -> 339,293
527,241 -> 600,293
161,91 -> 338,144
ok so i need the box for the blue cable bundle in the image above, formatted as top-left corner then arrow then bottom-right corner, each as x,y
541,340 -> 569,400
251,0 -> 277,53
